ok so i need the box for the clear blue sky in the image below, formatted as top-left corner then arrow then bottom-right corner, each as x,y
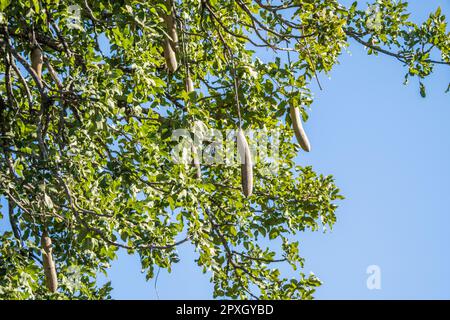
1,0 -> 449,300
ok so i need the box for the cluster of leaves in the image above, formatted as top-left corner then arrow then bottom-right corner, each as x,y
346,0 -> 450,95
0,0 -> 447,299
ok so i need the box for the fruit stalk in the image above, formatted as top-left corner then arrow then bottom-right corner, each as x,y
237,129 -> 253,197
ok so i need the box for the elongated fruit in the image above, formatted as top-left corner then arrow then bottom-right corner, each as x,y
163,0 -> 178,49
162,0 -> 178,72
185,76 -> 194,93
237,129 -> 253,197
289,105 -> 311,152
163,38 -> 178,72
31,47 -> 43,80
41,232 -> 58,293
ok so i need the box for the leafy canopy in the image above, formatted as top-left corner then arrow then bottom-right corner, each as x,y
0,0 -> 448,299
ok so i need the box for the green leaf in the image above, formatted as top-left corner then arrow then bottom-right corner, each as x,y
420,82 -> 426,98
0,0 -> 10,11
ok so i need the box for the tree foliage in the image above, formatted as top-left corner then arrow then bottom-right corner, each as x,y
0,0 -> 448,299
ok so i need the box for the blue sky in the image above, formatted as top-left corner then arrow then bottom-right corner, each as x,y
1,0 -> 449,300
